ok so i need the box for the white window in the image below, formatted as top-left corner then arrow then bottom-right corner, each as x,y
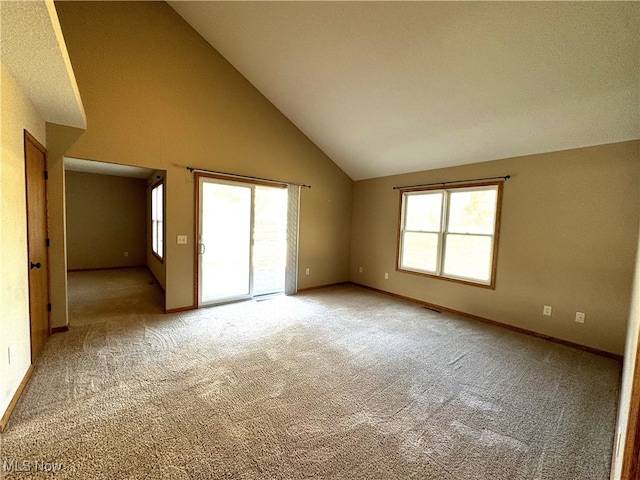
398,182 -> 502,287
151,181 -> 164,261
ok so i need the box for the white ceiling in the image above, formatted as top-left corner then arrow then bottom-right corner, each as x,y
169,1 -> 639,181
0,0 -> 86,129
65,157 -> 155,180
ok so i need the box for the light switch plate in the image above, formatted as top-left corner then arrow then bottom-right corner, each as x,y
177,235 -> 187,245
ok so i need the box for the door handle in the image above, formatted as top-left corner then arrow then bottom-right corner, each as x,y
199,243 -> 205,255
30,262 -> 41,269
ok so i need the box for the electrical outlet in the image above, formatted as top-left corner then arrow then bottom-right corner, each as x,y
177,235 -> 188,245
305,268 -> 310,275
543,305 -> 552,316
124,251 -> 128,257
359,267 -> 363,273
575,312 -> 585,323
384,272 -> 389,279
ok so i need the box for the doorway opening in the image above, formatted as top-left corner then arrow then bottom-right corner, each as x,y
198,177 -> 288,306
64,158 -> 166,320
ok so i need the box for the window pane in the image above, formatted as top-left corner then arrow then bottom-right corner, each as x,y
151,183 -> 164,259
447,188 -> 497,234
443,234 -> 492,282
401,232 -> 439,272
404,192 -> 443,232
156,184 -> 163,221
152,220 -> 158,252
153,188 -> 158,220
157,220 -> 163,256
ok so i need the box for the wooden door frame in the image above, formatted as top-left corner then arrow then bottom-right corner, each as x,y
24,129 -> 51,362
621,347 -> 640,479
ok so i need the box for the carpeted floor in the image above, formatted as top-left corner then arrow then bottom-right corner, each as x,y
0,268 -> 621,479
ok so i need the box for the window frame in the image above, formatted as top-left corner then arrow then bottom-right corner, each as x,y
396,181 -> 503,289
150,179 -> 165,263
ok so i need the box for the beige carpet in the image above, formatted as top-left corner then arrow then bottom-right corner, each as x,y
0,268 -> 621,479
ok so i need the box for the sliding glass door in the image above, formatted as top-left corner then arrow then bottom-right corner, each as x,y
198,178 -> 288,306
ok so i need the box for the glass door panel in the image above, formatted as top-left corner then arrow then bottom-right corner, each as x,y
252,186 -> 288,296
199,181 -> 252,305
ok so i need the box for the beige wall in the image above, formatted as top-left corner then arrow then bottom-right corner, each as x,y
55,1 -> 353,310
65,170 -> 147,270
350,141 -> 640,355
46,123 -> 85,329
0,63 -> 47,418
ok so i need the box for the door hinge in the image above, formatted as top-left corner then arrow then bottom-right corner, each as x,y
44,170 -> 48,180
46,238 -> 50,247
47,303 -> 52,312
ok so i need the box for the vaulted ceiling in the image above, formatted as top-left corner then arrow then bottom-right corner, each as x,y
168,1 -> 639,180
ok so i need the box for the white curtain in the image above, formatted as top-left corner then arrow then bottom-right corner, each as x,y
285,185 -> 301,295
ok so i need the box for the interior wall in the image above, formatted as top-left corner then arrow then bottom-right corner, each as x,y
54,1 -> 353,311
46,123 -> 85,329
0,63 -> 47,418
65,170 -> 146,270
350,141 -> 640,355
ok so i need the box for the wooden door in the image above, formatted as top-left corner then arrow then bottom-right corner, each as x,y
24,131 -> 50,363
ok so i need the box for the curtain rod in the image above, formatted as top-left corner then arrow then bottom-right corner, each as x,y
393,175 -> 510,191
186,167 -> 311,188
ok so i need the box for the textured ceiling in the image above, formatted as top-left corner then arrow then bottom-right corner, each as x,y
0,0 -> 86,129
169,1 -> 639,180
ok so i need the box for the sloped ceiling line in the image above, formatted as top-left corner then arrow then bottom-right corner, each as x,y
168,1 -> 640,180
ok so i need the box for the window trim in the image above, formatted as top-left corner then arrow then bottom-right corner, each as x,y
396,180 -> 503,289
150,178 -> 165,263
